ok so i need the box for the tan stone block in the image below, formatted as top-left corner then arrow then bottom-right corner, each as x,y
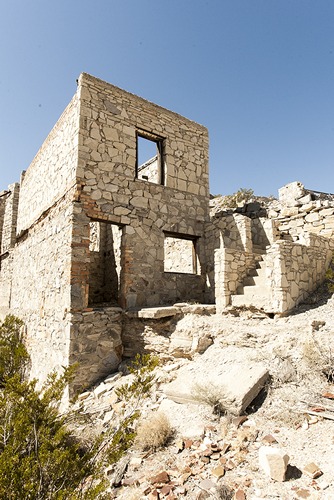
259,446 -> 289,481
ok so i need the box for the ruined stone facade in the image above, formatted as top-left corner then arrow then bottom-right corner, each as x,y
209,181 -> 334,313
0,74 -> 333,394
0,74 -> 209,394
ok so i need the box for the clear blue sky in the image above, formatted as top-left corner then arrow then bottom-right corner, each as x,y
1,0 -> 333,196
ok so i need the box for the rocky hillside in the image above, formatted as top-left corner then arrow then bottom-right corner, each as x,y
72,286 -> 334,499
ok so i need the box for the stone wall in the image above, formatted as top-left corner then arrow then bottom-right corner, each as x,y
214,248 -> 258,310
69,307 -> 123,394
266,233 -> 332,313
271,182 -> 334,246
0,183 -> 20,253
0,191 -> 74,382
16,94 -> 80,234
138,156 -> 159,183
251,218 -> 279,250
205,213 -> 258,309
71,73 -> 210,310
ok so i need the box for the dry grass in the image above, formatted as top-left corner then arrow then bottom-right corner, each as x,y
191,382 -> 228,416
135,412 -> 173,451
302,338 -> 334,381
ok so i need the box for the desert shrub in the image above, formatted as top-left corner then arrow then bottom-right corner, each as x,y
326,256 -> 334,293
0,373 -> 105,499
106,353 -> 159,462
0,315 -> 28,385
135,412 -> 173,451
0,316 -> 159,498
192,382 -> 227,416
214,484 -> 234,499
220,188 -> 254,208
302,339 -> 334,382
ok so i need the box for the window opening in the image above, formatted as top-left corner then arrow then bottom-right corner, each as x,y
164,233 -> 199,274
88,221 -> 122,306
136,131 -> 164,185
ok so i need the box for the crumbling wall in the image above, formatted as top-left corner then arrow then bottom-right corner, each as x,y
138,156 -> 159,182
266,233 -> 332,313
69,307 -> 123,394
214,248 -> 257,310
251,218 -> 279,249
271,182 -> 334,246
0,184 -> 20,253
0,95 -> 80,385
8,193 -> 74,384
0,185 -> 21,316
206,213 -> 258,309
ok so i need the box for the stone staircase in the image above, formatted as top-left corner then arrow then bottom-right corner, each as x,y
231,248 -> 272,311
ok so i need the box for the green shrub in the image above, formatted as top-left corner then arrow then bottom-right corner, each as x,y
0,315 -> 28,386
0,317 -> 159,498
0,373 -> 104,499
106,353 -> 159,463
326,256 -> 334,292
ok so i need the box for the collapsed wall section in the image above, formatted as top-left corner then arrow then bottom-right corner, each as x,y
266,234 -> 332,313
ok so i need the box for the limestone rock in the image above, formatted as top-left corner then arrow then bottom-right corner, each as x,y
259,446 -> 289,481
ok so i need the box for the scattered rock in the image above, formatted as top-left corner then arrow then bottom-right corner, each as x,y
303,462 -> 323,479
261,434 -> 278,444
211,465 -> 225,479
258,446 -> 289,481
150,471 -> 170,484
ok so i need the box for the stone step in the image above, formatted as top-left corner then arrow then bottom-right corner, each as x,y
243,268 -> 267,286
231,290 -> 271,309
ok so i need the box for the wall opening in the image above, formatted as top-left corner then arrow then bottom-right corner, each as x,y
164,233 -> 199,274
136,130 -> 164,184
88,221 -> 123,306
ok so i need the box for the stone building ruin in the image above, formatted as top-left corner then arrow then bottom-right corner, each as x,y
0,73 -> 333,395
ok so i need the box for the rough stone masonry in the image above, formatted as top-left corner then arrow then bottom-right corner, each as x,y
0,74 -> 334,396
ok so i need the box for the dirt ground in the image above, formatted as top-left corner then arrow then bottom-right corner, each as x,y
80,288 -> 334,499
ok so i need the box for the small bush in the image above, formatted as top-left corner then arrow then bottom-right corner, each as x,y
0,315 -> 28,385
192,382 -> 227,416
302,339 -> 334,382
106,353 -> 160,462
220,188 -> 254,208
326,256 -> 334,292
0,317 -> 161,498
135,412 -> 173,451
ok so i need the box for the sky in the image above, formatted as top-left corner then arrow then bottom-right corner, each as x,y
0,0 -> 333,197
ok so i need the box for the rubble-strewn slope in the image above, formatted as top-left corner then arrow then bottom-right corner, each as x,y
73,289 -> 334,499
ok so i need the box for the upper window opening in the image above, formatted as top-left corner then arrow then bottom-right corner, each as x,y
136,131 -> 164,185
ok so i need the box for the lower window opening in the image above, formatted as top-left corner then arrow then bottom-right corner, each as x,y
88,221 -> 122,306
164,233 -> 199,274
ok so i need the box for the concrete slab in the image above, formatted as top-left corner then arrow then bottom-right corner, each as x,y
163,344 -> 269,415
126,306 -> 180,319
